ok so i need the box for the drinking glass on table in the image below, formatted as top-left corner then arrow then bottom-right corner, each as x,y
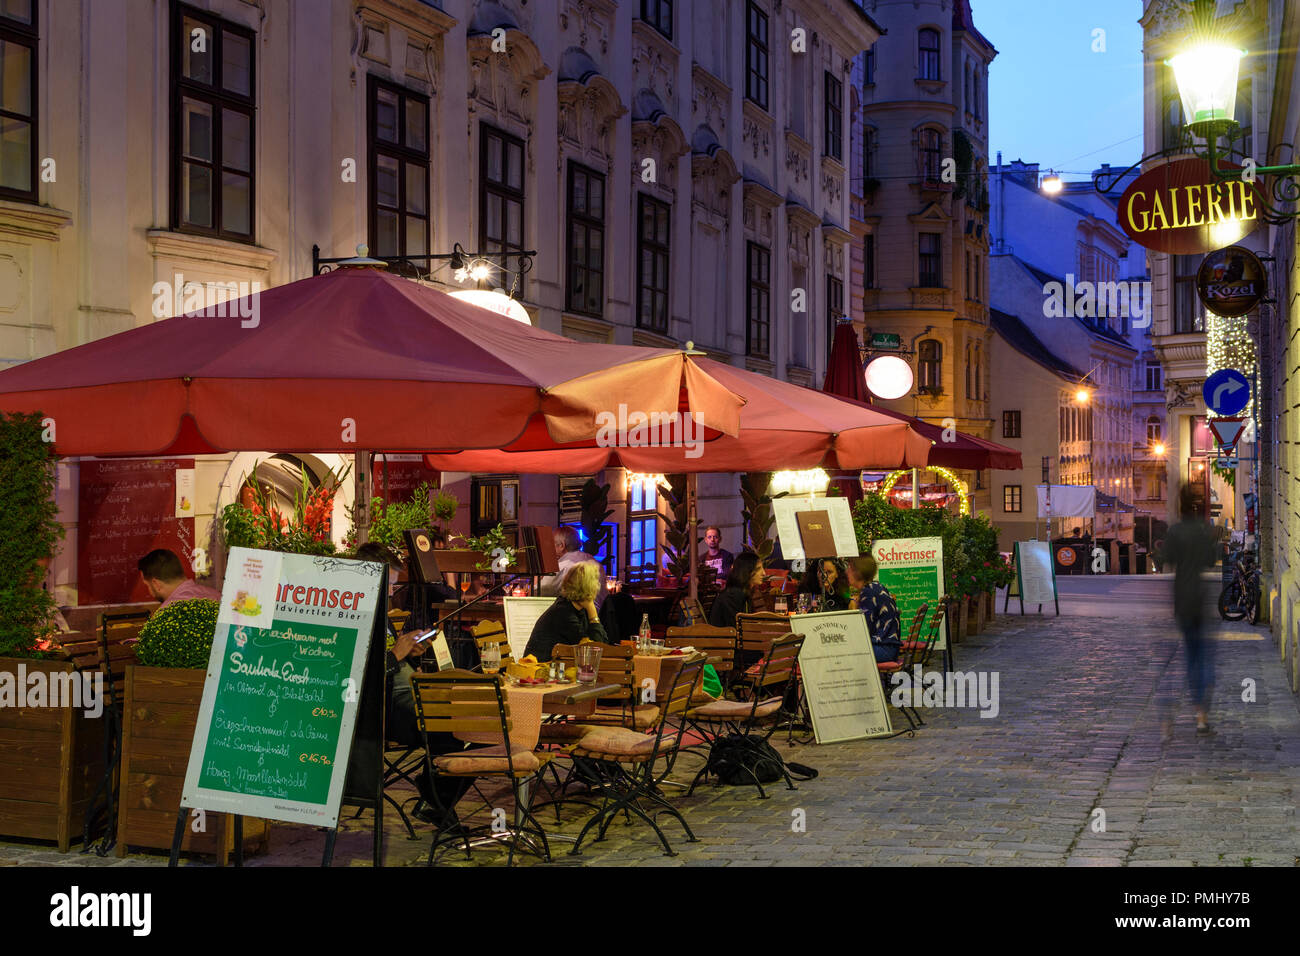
774,595 -> 789,615
648,637 -> 665,656
481,644 -> 502,675
796,593 -> 811,615
575,643 -> 603,683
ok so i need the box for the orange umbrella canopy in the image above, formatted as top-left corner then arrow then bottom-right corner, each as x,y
425,356 -> 933,474
0,268 -> 742,456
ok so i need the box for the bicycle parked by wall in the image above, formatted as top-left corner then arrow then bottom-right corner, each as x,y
1218,547 -> 1261,624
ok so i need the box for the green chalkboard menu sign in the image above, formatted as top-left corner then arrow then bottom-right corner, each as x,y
871,536 -> 945,649
181,548 -> 382,828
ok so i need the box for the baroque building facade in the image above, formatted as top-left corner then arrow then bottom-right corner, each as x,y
849,0 -> 996,516
0,0 -> 879,600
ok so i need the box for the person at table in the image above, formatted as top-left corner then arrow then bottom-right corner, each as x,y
708,550 -> 765,628
137,548 -> 220,609
846,555 -> 902,664
524,560 -> 609,661
539,526 -> 608,608
698,526 -> 735,581
356,542 -> 470,827
797,557 -> 850,611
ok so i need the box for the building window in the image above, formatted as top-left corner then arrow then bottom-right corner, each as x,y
1003,485 -> 1022,513
171,3 -> 255,241
640,0 -> 672,39
1160,64 -> 1184,153
1145,361 -> 1163,392
746,241 -> 771,357
823,71 -> 842,161
918,339 -> 942,392
1172,254 -> 1203,333
974,343 -> 982,399
965,344 -> 973,398
919,128 -> 942,182
864,234 -> 876,289
1003,410 -> 1021,438
826,274 -> 843,364
972,71 -> 981,118
480,123 -> 526,293
918,28 -> 941,81
636,193 -> 670,333
745,1 -> 769,110
863,127 -> 876,178
0,2 -> 36,201
369,78 -> 429,259
918,232 -> 941,287
627,475 -> 660,582
864,43 -> 876,85
964,64 -> 972,113
1147,416 -> 1162,444
566,162 -> 605,317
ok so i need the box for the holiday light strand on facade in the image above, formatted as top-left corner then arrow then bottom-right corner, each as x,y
770,469 -> 831,495
1205,309 -> 1255,421
880,467 -> 972,515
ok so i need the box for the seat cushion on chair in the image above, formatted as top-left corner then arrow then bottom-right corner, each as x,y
537,722 -> 591,742
569,726 -> 658,757
876,661 -> 903,672
688,696 -> 783,720
583,704 -> 661,729
433,746 -> 542,775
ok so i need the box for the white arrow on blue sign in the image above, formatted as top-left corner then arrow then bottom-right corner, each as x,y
1203,368 -> 1250,416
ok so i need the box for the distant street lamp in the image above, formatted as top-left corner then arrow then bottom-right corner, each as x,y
1074,388 -> 1091,404
1040,172 -> 1063,194
1152,441 -> 1166,457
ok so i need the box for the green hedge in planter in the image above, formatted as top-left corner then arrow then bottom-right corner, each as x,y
135,599 -> 219,669
0,412 -> 63,659
852,493 -> 1013,600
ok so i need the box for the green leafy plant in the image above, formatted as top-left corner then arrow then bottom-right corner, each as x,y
366,483 -> 458,560
454,524 -> 518,572
0,412 -> 64,659
852,493 -> 1008,600
740,472 -> 783,562
135,599 -> 219,669
221,459 -> 350,556
658,475 -> 697,582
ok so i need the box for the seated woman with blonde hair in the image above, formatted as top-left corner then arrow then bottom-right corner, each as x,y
523,560 -> 609,662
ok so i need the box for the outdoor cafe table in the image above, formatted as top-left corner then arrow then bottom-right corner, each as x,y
454,679 -> 620,751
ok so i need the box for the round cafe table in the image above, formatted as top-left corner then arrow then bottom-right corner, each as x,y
454,679 -> 620,750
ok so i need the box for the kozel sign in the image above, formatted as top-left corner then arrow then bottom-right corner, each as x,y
1196,245 -> 1266,318
1119,158 -> 1266,255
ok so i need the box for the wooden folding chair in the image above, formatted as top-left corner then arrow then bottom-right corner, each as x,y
565,653 -> 707,857
665,624 -> 737,697
686,633 -> 806,799
734,611 -> 794,681
470,619 -> 512,669
410,670 -> 552,866
880,602 -> 928,731
387,608 -> 412,634
552,642 -> 658,730
74,610 -> 149,855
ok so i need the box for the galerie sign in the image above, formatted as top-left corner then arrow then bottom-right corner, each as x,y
1118,158 -> 1265,255
181,548 -> 382,828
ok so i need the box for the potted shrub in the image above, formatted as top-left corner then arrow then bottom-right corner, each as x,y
0,412 -> 99,852
366,482 -> 458,565
117,598 -> 268,863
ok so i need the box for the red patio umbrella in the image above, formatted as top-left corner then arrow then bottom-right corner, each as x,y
0,267 -> 744,456
424,355 -> 933,474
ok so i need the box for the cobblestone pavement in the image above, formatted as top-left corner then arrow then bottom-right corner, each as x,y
4,577 -> 1298,867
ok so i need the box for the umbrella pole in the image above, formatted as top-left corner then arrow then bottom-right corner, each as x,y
688,472 -> 699,602
354,451 -> 372,546
912,467 -> 919,510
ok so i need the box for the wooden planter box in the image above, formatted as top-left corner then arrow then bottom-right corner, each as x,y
0,657 -> 105,852
953,597 -> 969,643
985,590 -> 996,623
117,665 -> 269,864
970,594 -> 986,634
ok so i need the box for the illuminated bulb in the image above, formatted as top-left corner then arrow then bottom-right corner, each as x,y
469,261 -> 492,281
453,267 -> 469,283
1041,174 -> 1063,194
1153,442 -> 1166,456
1075,389 -> 1090,403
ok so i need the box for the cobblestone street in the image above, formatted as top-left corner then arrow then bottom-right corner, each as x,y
4,577 -> 1298,868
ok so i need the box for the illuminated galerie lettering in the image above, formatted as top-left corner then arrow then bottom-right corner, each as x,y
1124,180 -> 1258,233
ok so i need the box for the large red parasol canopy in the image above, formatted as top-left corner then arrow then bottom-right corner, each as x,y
424,354 -> 933,474
0,268 -> 744,457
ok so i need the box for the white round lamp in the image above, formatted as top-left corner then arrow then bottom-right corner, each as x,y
864,355 -> 914,400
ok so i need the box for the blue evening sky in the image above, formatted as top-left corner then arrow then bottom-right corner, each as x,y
970,0 -> 1145,181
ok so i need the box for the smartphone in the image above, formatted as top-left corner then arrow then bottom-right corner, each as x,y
411,628 -> 437,644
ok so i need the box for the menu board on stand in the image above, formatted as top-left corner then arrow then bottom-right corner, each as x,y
1006,540 -> 1059,615
871,536 -> 945,649
177,548 -> 385,864
788,610 -> 893,742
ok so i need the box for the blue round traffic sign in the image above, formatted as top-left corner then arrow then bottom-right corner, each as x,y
1203,368 -> 1250,416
